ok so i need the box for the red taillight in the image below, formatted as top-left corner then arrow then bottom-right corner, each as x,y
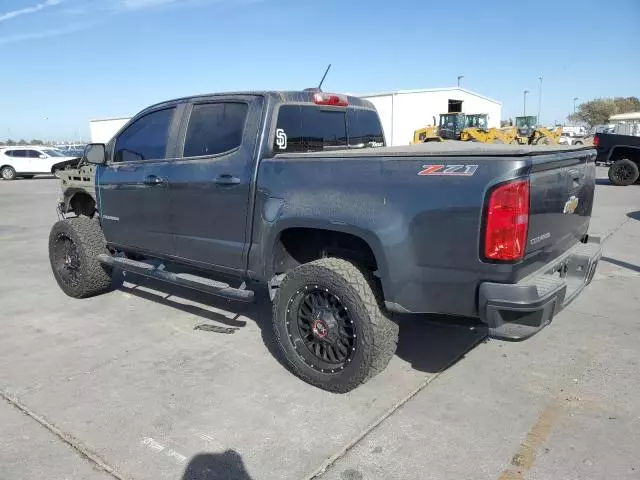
313,92 -> 348,106
593,135 -> 599,147
484,179 -> 529,261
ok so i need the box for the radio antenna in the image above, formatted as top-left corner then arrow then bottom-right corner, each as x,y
318,64 -> 332,90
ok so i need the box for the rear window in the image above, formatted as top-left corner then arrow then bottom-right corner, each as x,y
273,105 -> 384,154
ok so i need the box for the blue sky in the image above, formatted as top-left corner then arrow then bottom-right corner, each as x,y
1,0 -> 638,141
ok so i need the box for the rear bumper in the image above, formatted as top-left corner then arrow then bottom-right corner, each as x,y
478,237 -> 602,341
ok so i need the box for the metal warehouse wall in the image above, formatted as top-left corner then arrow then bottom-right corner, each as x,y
89,118 -> 130,143
361,89 -> 502,146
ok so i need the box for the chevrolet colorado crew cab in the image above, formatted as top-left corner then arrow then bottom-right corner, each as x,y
48,90 -> 602,392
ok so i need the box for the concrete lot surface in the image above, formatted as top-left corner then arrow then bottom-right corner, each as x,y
1,167 -> 638,480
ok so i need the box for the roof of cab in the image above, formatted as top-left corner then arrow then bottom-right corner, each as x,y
139,90 -> 375,115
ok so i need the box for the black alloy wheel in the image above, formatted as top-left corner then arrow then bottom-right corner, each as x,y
52,233 -> 82,288
286,286 -> 357,373
608,159 -> 640,186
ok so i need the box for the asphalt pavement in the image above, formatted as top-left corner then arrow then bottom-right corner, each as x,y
0,167 -> 638,480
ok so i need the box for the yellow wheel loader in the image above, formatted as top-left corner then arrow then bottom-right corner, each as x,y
504,116 -> 563,145
412,113 -> 504,144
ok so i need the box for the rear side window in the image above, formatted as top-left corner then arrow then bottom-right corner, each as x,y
10,150 -> 26,158
273,105 -> 384,154
346,109 -> 385,147
113,108 -> 174,162
183,103 -> 247,158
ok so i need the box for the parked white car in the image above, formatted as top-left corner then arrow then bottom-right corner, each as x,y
558,134 -> 588,146
0,146 -> 77,180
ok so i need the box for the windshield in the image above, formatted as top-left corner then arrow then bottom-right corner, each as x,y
440,114 -> 463,129
42,149 -> 65,157
516,116 -> 537,128
466,115 -> 488,130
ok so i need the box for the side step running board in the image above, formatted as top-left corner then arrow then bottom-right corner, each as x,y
97,254 -> 254,302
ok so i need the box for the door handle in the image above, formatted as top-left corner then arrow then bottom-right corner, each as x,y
214,174 -> 241,186
143,175 -> 166,186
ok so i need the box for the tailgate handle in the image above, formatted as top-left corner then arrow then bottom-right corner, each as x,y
568,169 -> 581,187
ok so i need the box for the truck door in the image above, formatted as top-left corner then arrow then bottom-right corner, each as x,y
96,105 -> 183,256
166,96 -> 262,272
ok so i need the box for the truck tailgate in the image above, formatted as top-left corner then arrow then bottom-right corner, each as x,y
521,149 -> 597,279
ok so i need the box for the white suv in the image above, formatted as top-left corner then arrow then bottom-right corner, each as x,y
0,146 -> 77,180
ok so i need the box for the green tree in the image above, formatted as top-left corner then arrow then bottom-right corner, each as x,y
5,139 -> 16,146
17,139 -> 28,146
30,139 -> 44,145
568,97 -> 640,126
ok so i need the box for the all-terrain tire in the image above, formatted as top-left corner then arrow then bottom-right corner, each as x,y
272,258 -> 399,393
48,217 -> 113,298
608,158 -> 640,186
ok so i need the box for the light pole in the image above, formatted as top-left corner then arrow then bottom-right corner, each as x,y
523,90 -> 529,116
43,117 -> 49,145
537,76 -> 543,123
457,75 -> 464,88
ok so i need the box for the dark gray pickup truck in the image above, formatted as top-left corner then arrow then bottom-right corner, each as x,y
48,90 -> 602,392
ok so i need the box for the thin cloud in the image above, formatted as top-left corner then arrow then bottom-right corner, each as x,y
112,0 -> 244,12
0,0 -> 63,23
119,0 -> 180,9
0,23 -> 86,45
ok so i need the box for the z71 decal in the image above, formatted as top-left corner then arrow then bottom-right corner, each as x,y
418,164 -> 479,176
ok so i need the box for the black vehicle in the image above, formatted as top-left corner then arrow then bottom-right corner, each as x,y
48,90 -> 602,392
594,132 -> 640,185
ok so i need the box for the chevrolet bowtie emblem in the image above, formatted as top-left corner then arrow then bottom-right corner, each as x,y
563,195 -> 579,214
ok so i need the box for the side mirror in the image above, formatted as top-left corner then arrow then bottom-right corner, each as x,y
85,143 -> 107,165
39,154 -> 47,159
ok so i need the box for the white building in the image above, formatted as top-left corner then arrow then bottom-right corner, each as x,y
89,117 -> 130,143
358,87 -> 502,146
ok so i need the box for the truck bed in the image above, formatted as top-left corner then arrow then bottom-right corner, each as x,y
275,141 -> 594,158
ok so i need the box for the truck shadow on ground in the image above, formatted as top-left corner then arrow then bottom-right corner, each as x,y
595,178 -> 614,186
115,271 -> 487,377
182,450 -> 253,480
5,175 -> 57,181
601,256 -> 640,274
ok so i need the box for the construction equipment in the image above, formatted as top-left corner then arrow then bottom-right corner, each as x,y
503,116 -> 563,145
413,125 -> 441,143
412,113 -> 506,144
